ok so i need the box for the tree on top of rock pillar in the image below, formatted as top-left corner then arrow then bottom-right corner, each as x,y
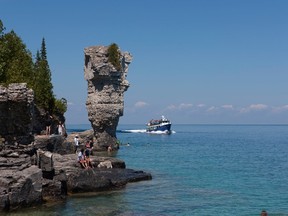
108,43 -> 122,71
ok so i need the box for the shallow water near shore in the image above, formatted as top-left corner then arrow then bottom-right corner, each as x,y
5,124 -> 288,216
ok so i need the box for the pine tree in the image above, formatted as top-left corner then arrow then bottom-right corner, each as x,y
41,38 -> 47,60
33,38 -> 54,113
0,20 -> 4,35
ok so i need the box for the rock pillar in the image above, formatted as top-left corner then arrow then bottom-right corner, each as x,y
84,45 -> 132,150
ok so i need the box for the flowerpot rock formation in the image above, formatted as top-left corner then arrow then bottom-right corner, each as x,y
84,45 -> 132,151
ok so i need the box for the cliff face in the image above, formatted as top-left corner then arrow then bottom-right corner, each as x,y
84,45 -> 132,150
0,83 -> 34,145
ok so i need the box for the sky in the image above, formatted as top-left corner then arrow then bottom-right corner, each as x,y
1,0 -> 288,124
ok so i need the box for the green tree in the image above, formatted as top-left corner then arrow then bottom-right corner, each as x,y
0,20 -> 4,35
33,38 -> 54,113
108,43 -> 122,71
53,98 -> 67,115
0,23 -> 34,86
0,20 -> 67,118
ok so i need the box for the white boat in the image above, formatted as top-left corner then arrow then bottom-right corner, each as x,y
146,116 -> 172,134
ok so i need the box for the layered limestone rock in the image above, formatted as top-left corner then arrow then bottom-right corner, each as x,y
0,83 -> 65,141
0,83 -> 34,145
84,45 -> 132,151
0,133 -> 152,211
0,148 -> 43,211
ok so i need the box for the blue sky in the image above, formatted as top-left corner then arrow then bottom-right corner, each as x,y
2,0 -> 288,124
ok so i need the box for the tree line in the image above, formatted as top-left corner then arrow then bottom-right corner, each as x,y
0,20 -> 67,116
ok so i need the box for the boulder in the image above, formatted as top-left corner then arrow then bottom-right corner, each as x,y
34,135 -> 70,154
66,168 -> 152,193
51,152 -> 151,193
0,165 -> 43,211
97,160 -> 113,168
37,150 -> 53,172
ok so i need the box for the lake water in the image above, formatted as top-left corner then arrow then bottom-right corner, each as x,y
6,124 -> 288,216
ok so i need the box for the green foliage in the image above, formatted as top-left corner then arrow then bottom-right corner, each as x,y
0,30 -> 34,86
0,20 -> 67,117
41,38 -> 47,60
0,20 -> 4,36
33,38 -> 54,112
107,43 -> 122,71
53,98 -> 67,115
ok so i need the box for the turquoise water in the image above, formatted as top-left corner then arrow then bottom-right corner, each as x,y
7,124 -> 288,216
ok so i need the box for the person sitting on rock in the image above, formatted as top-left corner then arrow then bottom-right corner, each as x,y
85,140 -> 91,153
77,148 -> 88,169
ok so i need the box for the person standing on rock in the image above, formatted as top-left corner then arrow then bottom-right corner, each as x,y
45,114 -> 53,135
57,121 -> 64,135
74,135 -> 80,153
84,143 -> 93,168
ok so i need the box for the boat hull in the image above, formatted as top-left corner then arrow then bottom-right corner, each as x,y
146,123 -> 171,134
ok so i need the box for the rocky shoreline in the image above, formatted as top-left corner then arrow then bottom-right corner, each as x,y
0,45 -> 144,212
0,132 -> 152,212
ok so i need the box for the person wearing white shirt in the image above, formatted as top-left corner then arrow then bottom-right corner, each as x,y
74,135 -> 79,153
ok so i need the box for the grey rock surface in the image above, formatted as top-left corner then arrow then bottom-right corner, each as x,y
0,133 -> 152,212
0,83 -> 34,145
84,45 -> 132,151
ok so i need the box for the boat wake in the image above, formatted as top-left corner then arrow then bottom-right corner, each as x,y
119,129 -> 147,133
118,129 -> 176,134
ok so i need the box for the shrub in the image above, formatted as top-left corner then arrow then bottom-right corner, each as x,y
107,43 -> 122,71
